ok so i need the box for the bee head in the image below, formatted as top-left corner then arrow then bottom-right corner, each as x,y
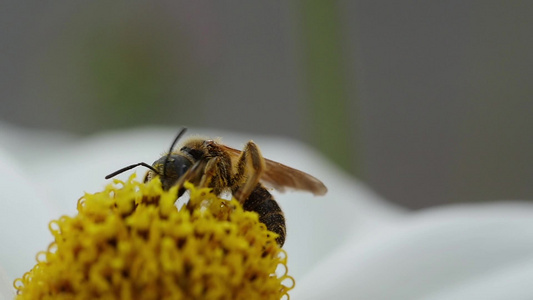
105,128 -> 189,195
149,154 -> 193,192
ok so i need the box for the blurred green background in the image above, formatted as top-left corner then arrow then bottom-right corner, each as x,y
1,1 -> 532,209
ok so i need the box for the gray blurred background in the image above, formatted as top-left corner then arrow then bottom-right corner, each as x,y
1,1 -> 532,209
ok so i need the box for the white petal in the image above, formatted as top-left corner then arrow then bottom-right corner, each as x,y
0,264 -> 14,300
424,255 -> 533,300
293,203 -> 533,300
0,147 -> 56,282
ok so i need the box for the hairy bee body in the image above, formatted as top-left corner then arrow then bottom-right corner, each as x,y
243,184 -> 286,245
106,129 -> 327,247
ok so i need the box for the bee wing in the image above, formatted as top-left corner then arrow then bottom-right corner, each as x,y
220,144 -> 327,196
261,158 -> 328,195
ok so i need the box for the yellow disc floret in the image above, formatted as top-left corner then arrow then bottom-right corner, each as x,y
14,175 -> 294,300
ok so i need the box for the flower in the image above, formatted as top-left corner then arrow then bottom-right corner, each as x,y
3,124 -> 533,300
13,175 -> 293,299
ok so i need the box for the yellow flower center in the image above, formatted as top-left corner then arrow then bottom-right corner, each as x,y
14,175 -> 294,299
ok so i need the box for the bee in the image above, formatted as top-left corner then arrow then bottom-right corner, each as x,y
105,128 -> 327,246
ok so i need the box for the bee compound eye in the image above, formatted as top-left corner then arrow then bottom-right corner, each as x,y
162,155 -> 192,178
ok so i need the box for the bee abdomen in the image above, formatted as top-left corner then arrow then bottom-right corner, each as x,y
259,210 -> 286,247
242,185 -> 286,247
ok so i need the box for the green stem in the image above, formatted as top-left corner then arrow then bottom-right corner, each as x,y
297,1 -> 360,175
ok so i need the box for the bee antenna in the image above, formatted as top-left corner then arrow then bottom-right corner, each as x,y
163,128 -> 187,176
105,162 -> 160,179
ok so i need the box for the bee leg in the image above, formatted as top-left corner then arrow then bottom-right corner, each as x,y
198,157 -> 225,190
232,141 -> 266,203
143,172 -> 150,183
173,159 -> 207,192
